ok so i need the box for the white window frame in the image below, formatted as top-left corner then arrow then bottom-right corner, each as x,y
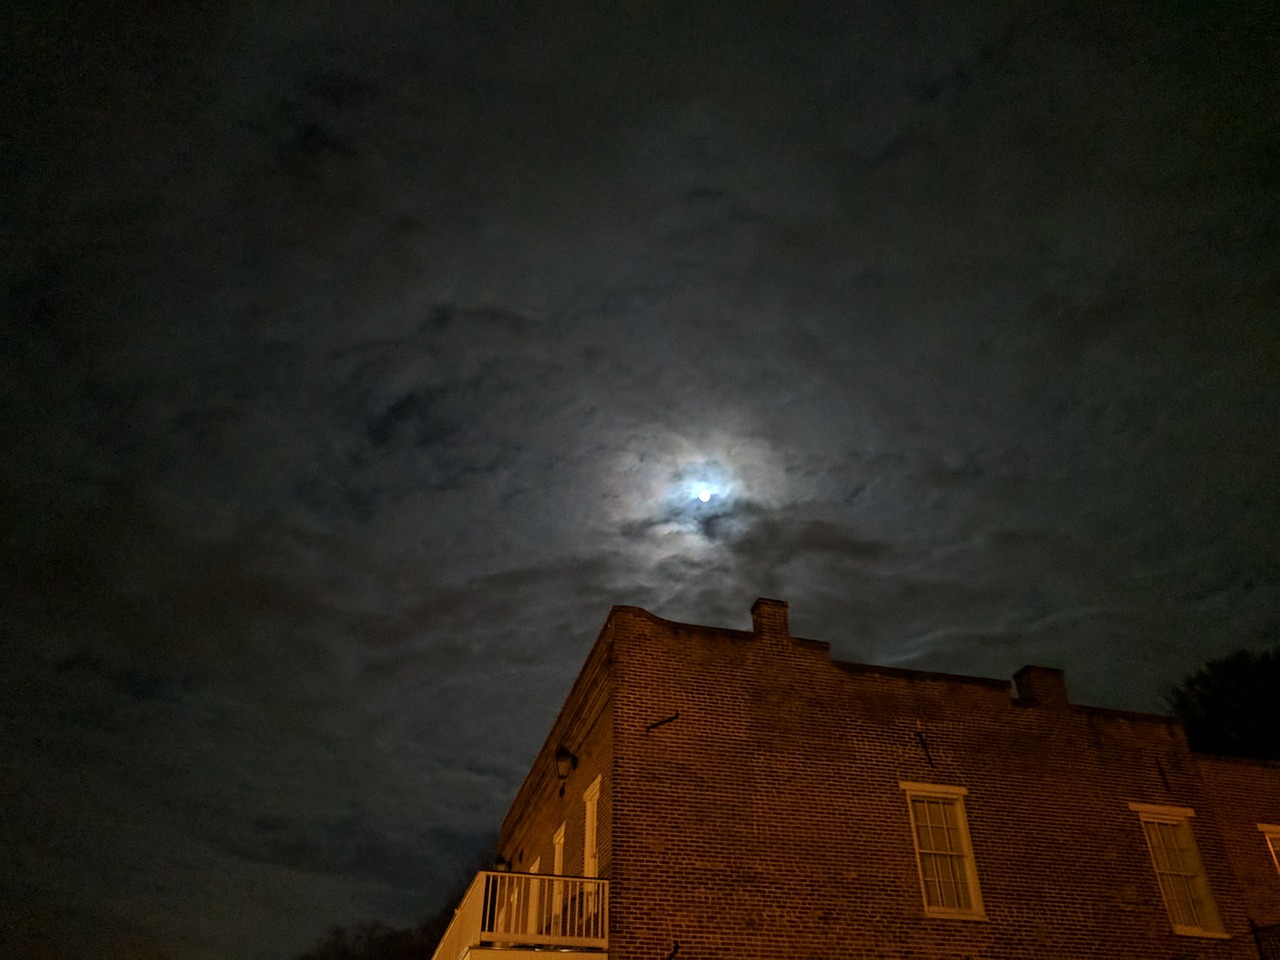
900,781 -> 986,920
583,775 -> 601,878
1129,802 -> 1227,938
552,822 -> 565,875
1259,824 -> 1280,874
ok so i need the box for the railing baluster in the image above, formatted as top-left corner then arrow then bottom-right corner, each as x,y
428,871 -> 608,960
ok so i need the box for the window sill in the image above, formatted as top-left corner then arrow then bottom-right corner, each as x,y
1172,926 -> 1230,939
923,909 -> 988,921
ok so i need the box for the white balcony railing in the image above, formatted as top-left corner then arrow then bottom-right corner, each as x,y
430,871 -> 608,960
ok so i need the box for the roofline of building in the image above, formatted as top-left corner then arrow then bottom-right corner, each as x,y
1190,750 -> 1280,768
498,607 -> 619,843
611,603 -> 1201,726
494,601 -> 1214,848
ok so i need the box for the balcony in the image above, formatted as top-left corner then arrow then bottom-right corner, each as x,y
430,871 -> 608,960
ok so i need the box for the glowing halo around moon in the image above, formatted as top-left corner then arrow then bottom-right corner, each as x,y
604,438 -> 789,549
677,462 -> 733,512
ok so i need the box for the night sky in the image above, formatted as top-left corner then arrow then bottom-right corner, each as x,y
3,2 -> 1278,958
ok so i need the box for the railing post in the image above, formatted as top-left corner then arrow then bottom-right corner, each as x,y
527,874 -> 541,937
552,873 -> 563,937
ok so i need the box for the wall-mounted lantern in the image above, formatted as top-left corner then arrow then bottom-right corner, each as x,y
555,745 -> 578,779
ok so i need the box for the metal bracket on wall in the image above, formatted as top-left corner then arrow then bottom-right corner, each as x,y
646,711 -> 680,732
915,730 -> 936,767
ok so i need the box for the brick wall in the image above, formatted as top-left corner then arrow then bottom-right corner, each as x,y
1196,755 -> 1280,926
492,601 -> 1275,960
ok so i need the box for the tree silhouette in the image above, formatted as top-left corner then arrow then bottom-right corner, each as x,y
294,849 -> 487,960
294,922 -> 436,960
1167,646 -> 1280,761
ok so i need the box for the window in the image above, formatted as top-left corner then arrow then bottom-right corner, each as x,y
1129,802 -> 1226,938
1259,824 -> 1280,874
900,782 -> 985,919
583,776 -> 601,878
552,823 -> 565,875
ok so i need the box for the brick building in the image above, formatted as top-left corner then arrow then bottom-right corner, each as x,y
430,599 -> 1280,960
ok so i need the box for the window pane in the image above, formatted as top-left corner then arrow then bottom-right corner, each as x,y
1171,874 -> 1201,927
946,854 -> 972,910
914,798 -> 962,854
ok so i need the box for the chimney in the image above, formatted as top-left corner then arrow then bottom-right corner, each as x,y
1013,665 -> 1070,707
751,598 -> 789,642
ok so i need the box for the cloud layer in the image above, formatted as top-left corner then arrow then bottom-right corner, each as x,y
3,1 -> 1277,957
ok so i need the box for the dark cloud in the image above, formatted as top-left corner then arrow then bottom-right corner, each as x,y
3,1 -> 1278,957
232,813 -> 490,890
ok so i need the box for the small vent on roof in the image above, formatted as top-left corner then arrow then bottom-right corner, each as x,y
1014,665 -> 1070,707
